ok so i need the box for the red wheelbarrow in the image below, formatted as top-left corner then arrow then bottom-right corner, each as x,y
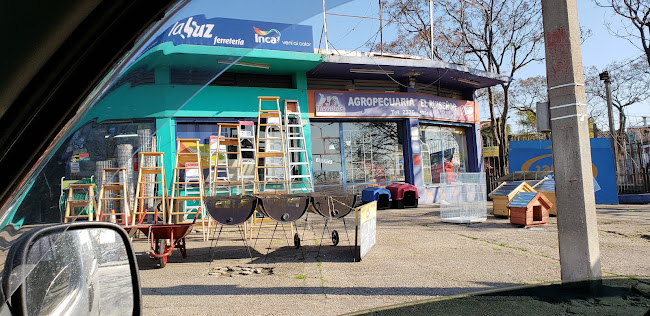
136,224 -> 193,268
126,214 -> 198,268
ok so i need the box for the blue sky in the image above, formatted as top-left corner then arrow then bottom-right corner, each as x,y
300,0 -> 648,125
157,0 -> 647,126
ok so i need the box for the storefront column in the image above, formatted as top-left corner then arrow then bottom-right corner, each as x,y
408,118 -> 423,188
156,117 -> 176,192
466,123 -> 483,172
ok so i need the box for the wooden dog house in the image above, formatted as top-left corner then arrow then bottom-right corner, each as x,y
531,178 -> 557,216
488,181 -> 536,217
507,192 -> 552,227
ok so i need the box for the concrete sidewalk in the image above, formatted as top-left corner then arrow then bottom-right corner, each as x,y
135,203 -> 650,315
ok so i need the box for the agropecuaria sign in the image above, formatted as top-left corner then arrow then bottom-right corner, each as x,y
311,91 -> 478,122
145,15 -> 313,53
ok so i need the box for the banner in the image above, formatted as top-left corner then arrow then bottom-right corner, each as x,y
508,138 -> 618,204
146,15 -> 313,53
311,91 -> 477,123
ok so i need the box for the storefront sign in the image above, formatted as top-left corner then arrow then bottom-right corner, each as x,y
311,91 -> 477,122
482,146 -> 499,157
146,15 -> 313,53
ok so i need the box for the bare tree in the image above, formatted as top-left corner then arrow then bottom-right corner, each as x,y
585,57 -> 650,147
595,0 -> 650,67
378,0 -> 544,174
509,75 -> 546,133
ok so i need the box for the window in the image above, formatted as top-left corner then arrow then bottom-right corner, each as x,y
342,122 -> 405,184
420,125 -> 468,185
310,122 -> 342,185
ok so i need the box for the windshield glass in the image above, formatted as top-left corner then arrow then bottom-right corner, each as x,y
2,0 -> 649,315
0,0 -> 351,304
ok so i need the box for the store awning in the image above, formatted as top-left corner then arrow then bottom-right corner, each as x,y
308,54 -> 510,90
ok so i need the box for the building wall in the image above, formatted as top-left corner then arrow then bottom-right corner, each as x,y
81,74 -> 313,188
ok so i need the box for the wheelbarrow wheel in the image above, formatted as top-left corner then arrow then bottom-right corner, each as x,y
158,239 -> 168,268
294,233 -> 301,249
331,230 -> 339,246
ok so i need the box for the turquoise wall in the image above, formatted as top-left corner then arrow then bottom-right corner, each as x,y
81,80 -> 313,190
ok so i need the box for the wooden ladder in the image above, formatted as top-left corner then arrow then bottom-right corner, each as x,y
97,168 -> 130,225
254,96 -> 289,194
133,152 -> 167,225
210,123 -> 244,196
169,138 -> 208,241
64,183 -> 96,223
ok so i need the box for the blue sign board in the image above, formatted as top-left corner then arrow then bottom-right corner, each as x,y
147,15 -> 313,53
312,91 -> 477,123
508,138 -> 618,204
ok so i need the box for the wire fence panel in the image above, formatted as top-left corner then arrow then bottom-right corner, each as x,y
439,172 -> 487,223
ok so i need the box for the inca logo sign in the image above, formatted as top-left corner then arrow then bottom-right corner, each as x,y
253,26 -> 281,44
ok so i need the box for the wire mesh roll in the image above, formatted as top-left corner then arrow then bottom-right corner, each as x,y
117,144 -> 134,207
95,160 -> 115,211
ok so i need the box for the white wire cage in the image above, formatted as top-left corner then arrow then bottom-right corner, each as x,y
438,172 -> 487,223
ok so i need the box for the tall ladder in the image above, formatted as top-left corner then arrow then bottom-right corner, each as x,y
254,97 -> 288,194
210,123 -> 244,196
169,138 -> 208,241
133,152 -> 167,225
97,168 -> 130,225
284,100 -> 314,193
239,120 -> 256,194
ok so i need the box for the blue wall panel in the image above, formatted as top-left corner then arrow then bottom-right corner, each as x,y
509,138 -> 618,204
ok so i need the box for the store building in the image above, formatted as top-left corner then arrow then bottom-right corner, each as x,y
61,15 -> 508,204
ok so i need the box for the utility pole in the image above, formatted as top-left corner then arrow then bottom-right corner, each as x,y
322,0 -> 330,54
429,0 -> 434,60
379,0 -> 383,55
600,71 -> 618,175
541,0 -> 602,280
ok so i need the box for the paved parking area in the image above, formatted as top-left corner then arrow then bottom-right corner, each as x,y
134,203 -> 650,315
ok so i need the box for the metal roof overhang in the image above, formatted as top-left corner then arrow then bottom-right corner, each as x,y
308,54 -> 510,90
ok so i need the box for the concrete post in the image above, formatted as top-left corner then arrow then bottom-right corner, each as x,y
541,0 -> 602,280
600,71 -> 618,175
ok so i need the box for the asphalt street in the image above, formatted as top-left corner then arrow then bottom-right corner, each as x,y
134,202 -> 650,315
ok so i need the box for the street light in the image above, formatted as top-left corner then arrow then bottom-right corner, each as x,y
599,70 -> 618,175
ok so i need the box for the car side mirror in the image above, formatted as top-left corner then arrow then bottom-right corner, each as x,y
2,222 -> 141,315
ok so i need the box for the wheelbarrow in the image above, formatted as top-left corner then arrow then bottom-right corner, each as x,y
133,224 -> 193,268
127,213 -> 198,268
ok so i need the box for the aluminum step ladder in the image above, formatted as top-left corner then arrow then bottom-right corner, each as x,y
284,99 -> 314,193
133,152 -> 167,225
238,120 -> 257,194
169,138 -> 209,241
254,96 -> 288,194
210,123 -> 244,196
97,168 -> 130,225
